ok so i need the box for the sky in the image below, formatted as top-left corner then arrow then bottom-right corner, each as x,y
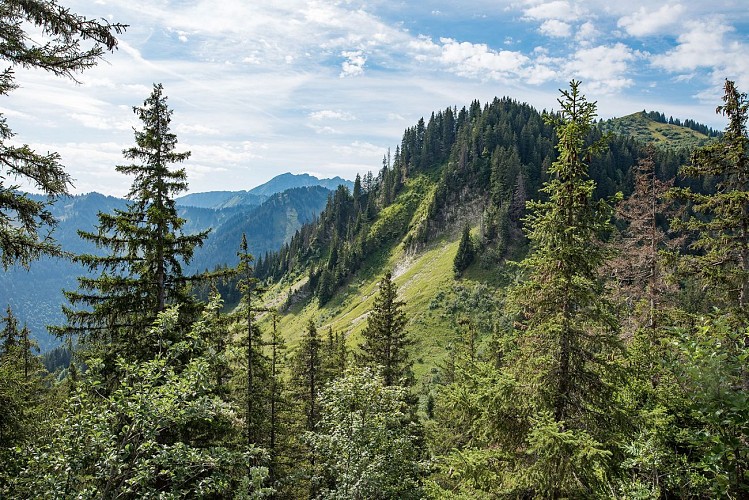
4,0 -> 749,197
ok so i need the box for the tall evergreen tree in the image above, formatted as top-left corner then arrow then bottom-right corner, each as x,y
506,81 -> 621,496
453,223 -> 475,277
358,272 -> 412,386
286,319 -> 324,498
232,233 -> 270,449
57,84 -> 211,360
266,311 -> 288,493
670,79 -> 749,320
0,305 -> 48,459
292,319 -> 323,432
0,0 -> 124,268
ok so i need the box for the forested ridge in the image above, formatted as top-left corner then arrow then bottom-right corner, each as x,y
2,2 -> 749,498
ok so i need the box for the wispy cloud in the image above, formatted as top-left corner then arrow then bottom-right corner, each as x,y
4,0 -> 747,196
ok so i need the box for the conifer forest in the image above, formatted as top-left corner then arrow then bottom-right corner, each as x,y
2,1 -> 749,498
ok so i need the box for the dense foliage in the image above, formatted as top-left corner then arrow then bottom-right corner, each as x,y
2,18 -> 748,494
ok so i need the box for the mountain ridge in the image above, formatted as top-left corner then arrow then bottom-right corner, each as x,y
176,172 -> 354,209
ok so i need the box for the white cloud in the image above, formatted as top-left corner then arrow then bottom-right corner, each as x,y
618,4 -> 684,37
576,21 -> 598,43
176,123 -> 221,136
333,140 -> 383,157
651,19 -> 732,72
539,19 -> 571,37
523,1 -> 583,22
651,18 -> 749,94
69,113 -> 133,131
340,50 -> 366,77
565,43 -> 639,93
437,38 -> 529,80
309,125 -> 340,135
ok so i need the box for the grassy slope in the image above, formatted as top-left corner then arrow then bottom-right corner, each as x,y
603,111 -> 712,149
259,175 -> 504,385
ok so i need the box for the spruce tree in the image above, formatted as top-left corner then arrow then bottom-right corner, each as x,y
266,311 -> 288,492
0,305 -> 47,454
613,145 -> 679,331
506,81 -> 621,495
0,1 -> 124,268
232,233 -> 270,449
453,223 -> 475,276
286,319 -> 323,498
358,272 -> 412,386
57,84 -> 210,360
292,319 -> 323,432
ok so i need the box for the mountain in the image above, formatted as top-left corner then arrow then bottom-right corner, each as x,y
247,172 -> 353,197
2,186 -> 333,351
175,191 -> 267,209
189,185 -> 333,271
253,98 -> 706,385
601,111 -> 718,149
176,172 -> 353,209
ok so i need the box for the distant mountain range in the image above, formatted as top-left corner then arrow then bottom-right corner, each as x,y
1,173 -> 351,350
176,172 -> 354,209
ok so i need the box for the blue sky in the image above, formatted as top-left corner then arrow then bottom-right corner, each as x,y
5,0 -> 749,196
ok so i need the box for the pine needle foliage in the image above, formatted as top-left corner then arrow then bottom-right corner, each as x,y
56,84 -> 211,360
0,0 -> 125,268
358,271 -> 413,386
670,79 -> 749,319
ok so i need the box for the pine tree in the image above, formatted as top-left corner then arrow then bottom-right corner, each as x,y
57,84 -> 211,360
670,80 -> 749,320
358,272 -> 412,386
0,1 -> 124,268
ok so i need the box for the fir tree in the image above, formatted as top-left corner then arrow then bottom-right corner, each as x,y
0,1 -> 124,268
358,272 -> 412,386
57,84 -> 212,360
